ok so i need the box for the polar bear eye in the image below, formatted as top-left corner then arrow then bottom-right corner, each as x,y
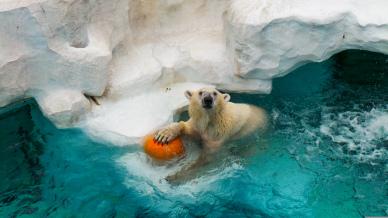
213,92 -> 217,96
199,91 -> 203,96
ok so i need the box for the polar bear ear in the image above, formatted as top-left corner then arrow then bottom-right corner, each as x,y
184,90 -> 192,99
223,93 -> 231,102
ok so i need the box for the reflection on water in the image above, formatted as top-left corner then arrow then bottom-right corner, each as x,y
0,50 -> 387,217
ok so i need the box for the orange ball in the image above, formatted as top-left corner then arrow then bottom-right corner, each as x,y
143,134 -> 185,160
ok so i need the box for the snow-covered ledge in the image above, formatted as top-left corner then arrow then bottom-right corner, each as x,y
1,0 -> 388,145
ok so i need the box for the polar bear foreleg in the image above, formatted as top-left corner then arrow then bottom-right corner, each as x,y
154,119 -> 196,144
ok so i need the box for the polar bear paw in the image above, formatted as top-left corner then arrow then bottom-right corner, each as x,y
154,123 -> 180,144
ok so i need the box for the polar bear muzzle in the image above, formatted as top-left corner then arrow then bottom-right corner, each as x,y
201,92 -> 214,109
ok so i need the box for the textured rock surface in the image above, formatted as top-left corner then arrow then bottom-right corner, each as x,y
107,0 -> 272,100
0,0 -> 129,126
226,0 -> 388,79
1,0 -> 388,145
36,89 -> 91,128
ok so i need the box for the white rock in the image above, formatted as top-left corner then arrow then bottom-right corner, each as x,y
109,0 -> 271,97
36,90 -> 91,128
225,0 -> 388,79
0,0 -> 129,125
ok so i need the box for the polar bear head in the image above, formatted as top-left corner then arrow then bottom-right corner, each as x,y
185,87 -> 230,110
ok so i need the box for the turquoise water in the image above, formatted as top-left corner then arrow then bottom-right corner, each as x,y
0,50 -> 387,217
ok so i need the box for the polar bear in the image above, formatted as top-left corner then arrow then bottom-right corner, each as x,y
154,87 -> 268,152
154,87 -> 268,182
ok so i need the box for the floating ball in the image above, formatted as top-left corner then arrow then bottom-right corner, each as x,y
143,134 -> 185,160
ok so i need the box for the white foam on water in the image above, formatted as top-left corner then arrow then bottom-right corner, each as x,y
320,107 -> 388,162
116,140 -> 243,197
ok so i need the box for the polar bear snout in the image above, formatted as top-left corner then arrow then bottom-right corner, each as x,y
202,93 -> 214,109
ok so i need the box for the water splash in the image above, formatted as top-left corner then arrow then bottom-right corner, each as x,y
320,107 -> 388,163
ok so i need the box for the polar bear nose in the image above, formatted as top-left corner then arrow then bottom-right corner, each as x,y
202,95 -> 213,108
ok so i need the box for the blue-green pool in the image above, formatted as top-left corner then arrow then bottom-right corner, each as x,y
0,50 -> 387,217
